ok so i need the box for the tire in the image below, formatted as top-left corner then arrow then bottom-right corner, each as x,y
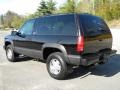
46,52 -> 68,80
6,45 -> 19,62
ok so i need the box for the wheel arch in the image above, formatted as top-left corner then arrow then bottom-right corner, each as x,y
42,43 -> 69,63
5,41 -> 13,49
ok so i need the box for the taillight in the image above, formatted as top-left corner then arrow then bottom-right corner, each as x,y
76,36 -> 84,53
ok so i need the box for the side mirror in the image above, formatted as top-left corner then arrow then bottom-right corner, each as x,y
11,31 -> 17,35
17,32 -> 26,38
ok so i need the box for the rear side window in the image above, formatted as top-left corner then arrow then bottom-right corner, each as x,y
34,15 -> 77,35
55,15 -> 77,35
34,17 -> 55,35
79,15 -> 110,36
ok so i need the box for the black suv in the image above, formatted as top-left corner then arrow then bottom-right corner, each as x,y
4,14 -> 116,79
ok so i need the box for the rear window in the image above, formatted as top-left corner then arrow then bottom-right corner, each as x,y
34,15 -> 77,35
79,15 -> 110,36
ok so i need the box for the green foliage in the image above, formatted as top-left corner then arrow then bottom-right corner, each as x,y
95,0 -> 120,21
37,0 -> 49,16
47,0 -> 56,14
59,0 -> 76,13
36,0 -> 56,16
2,0 -> 120,29
111,1 -> 120,19
76,1 -> 92,14
1,0 -> 56,29
11,16 -> 25,29
0,15 -> 4,25
2,11 -> 25,29
95,3 -> 112,20
3,11 -> 15,28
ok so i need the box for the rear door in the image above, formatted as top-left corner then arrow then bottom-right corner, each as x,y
79,15 -> 112,54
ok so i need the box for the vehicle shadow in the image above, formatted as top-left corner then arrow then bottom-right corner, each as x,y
15,54 -> 120,80
16,56 -> 46,63
67,54 -> 120,80
15,56 -> 33,62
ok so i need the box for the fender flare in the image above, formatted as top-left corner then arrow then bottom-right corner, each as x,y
42,43 -> 70,63
4,39 -> 14,49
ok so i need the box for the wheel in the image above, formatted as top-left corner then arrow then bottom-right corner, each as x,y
6,45 -> 19,62
46,52 -> 68,80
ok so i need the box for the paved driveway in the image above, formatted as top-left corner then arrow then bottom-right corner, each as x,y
0,29 -> 120,90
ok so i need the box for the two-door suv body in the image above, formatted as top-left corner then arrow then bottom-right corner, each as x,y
4,14 -> 116,79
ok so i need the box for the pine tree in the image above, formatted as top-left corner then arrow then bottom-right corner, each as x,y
37,0 -> 49,16
36,0 -> 56,16
47,0 -> 56,14
59,0 -> 76,13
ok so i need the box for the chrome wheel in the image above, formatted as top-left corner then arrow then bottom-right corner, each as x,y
7,48 -> 13,60
49,59 -> 61,75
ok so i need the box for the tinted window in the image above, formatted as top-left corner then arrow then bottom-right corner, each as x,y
55,15 -> 77,35
19,19 -> 35,35
79,15 -> 110,36
35,15 -> 77,35
35,17 -> 56,35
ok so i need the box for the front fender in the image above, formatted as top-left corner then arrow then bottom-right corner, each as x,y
4,36 -> 14,49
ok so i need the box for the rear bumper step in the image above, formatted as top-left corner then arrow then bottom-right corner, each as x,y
68,50 -> 117,66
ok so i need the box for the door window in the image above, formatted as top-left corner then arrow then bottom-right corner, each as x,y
19,19 -> 35,35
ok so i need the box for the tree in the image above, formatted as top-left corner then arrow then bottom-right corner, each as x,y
36,0 -> 56,16
94,0 -> 120,20
59,0 -> 76,13
0,15 -> 4,25
111,0 -> 120,19
76,0 -> 92,14
37,0 -> 49,16
2,11 -> 25,28
47,0 -> 56,14
11,16 -> 25,29
4,11 -> 18,28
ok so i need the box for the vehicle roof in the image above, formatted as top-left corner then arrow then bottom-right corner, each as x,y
35,13 -> 99,18
28,13 -> 101,21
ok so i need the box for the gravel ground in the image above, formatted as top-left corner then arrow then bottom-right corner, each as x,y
0,29 -> 120,90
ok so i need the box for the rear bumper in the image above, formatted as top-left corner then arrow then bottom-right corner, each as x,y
68,50 -> 117,66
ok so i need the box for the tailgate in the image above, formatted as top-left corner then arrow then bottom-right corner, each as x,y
84,33 -> 112,53
79,14 -> 112,54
